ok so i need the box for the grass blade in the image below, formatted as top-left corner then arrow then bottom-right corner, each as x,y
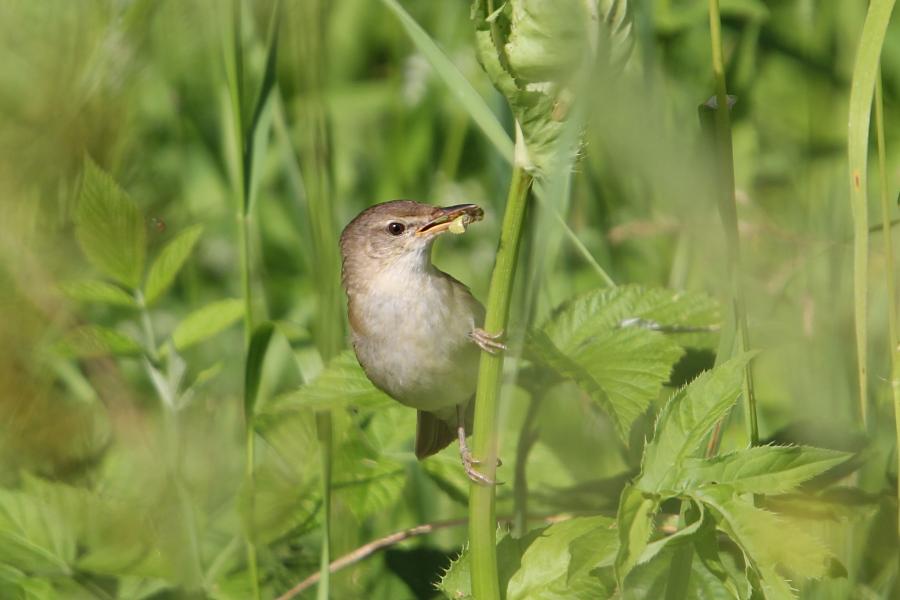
705,0 -> 758,448
847,0 -> 896,427
380,0 -> 611,284
875,70 -> 900,537
380,0 -> 513,162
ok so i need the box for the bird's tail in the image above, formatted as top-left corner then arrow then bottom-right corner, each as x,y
414,402 -> 474,460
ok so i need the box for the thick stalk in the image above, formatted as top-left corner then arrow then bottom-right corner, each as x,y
875,73 -> 900,536
707,0 -> 758,446
469,160 -> 533,600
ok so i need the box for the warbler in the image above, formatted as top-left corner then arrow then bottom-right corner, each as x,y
339,200 -> 504,484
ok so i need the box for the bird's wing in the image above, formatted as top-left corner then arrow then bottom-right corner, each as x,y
436,269 -> 486,327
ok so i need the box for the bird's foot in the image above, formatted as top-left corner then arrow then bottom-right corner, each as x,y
458,436 -> 501,486
470,328 -> 507,354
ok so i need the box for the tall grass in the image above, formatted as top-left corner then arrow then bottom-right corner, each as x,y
292,1 -> 343,597
222,1 -> 281,596
705,0 -> 758,448
847,0 -> 897,429
875,72 -> 900,535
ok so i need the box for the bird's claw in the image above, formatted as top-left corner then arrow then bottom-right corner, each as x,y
459,439 -> 502,486
470,328 -> 507,355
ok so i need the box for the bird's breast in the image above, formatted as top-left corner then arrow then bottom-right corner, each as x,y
348,272 -> 480,412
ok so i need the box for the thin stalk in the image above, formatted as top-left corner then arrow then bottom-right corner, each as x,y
244,424 -> 260,600
706,0 -> 758,446
223,2 -> 259,596
512,394 -> 541,537
875,73 -> 897,378
469,153 -> 534,600
136,295 -> 203,587
135,290 -> 158,362
294,1 -> 341,596
238,214 -> 254,342
316,412 -> 333,600
876,72 -> 900,536
533,183 -> 615,287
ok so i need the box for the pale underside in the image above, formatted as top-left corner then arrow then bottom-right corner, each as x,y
348,260 -> 483,423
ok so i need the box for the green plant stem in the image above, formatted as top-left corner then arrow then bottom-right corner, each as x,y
294,2 -> 341,596
875,73 -> 897,385
135,290 -> 158,362
876,72 -> 900,537
706,0 -> 758,447
316,412 -> 333,600
237,215 -> 258,600
469,160 -> 533,600
512,393 -> 541,537
224,2 -> 260,596
238,214 -> 254,343
135,297 -> 203,587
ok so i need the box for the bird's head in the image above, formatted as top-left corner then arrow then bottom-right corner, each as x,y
340,200 -> 483,288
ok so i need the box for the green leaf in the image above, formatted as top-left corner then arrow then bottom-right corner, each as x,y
250,435 -> 405,544
676,446 -> 851,495
75,158 -> 146,288
258,351 -> 394,417
640,354 -> 754,492
439,519 -> 615,600
531,328 -> 682,441
57,325 -> 143,358
439,531 -> 536,600
636,502 -> 705,567
566,519 -> 620,584
0,477 -> 84,576
614,484 -> 659,587
693,486 -> 832,598
239,1 -> 281,214
419,454 -> 470,507
170,298 -> 243,351
507,516 -> 616,599
332,439 -> 406,522
380,0 -> 514,161
246,457 -> 321,545
542,285 -> 720,351
60,280 -> 137,308
622,537 -> 746,600
533,285 -> 717,440
244,322 -> 275,423
143,225 -> 203,305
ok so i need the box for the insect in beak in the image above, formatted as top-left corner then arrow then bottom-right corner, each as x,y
416,204 -> 484,237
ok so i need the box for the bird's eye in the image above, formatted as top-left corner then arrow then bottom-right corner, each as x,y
387,222 -> 406,236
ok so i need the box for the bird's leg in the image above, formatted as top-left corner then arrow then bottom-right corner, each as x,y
470,328 -> 507,354
457,404 -> 498,486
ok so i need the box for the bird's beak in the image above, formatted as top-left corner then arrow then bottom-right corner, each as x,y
416,204 -> 484,237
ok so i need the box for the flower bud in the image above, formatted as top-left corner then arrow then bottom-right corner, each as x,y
472,0 -> 633,175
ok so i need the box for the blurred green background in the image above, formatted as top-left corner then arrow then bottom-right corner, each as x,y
0,0 -> 898,598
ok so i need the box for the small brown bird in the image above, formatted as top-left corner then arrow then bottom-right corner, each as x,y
339,200 -> 504,484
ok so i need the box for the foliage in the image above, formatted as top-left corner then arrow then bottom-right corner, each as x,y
442,355 -> 852,599
0,0 -> 897,599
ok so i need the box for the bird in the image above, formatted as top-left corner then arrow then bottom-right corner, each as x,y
339,200 -> 504,485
